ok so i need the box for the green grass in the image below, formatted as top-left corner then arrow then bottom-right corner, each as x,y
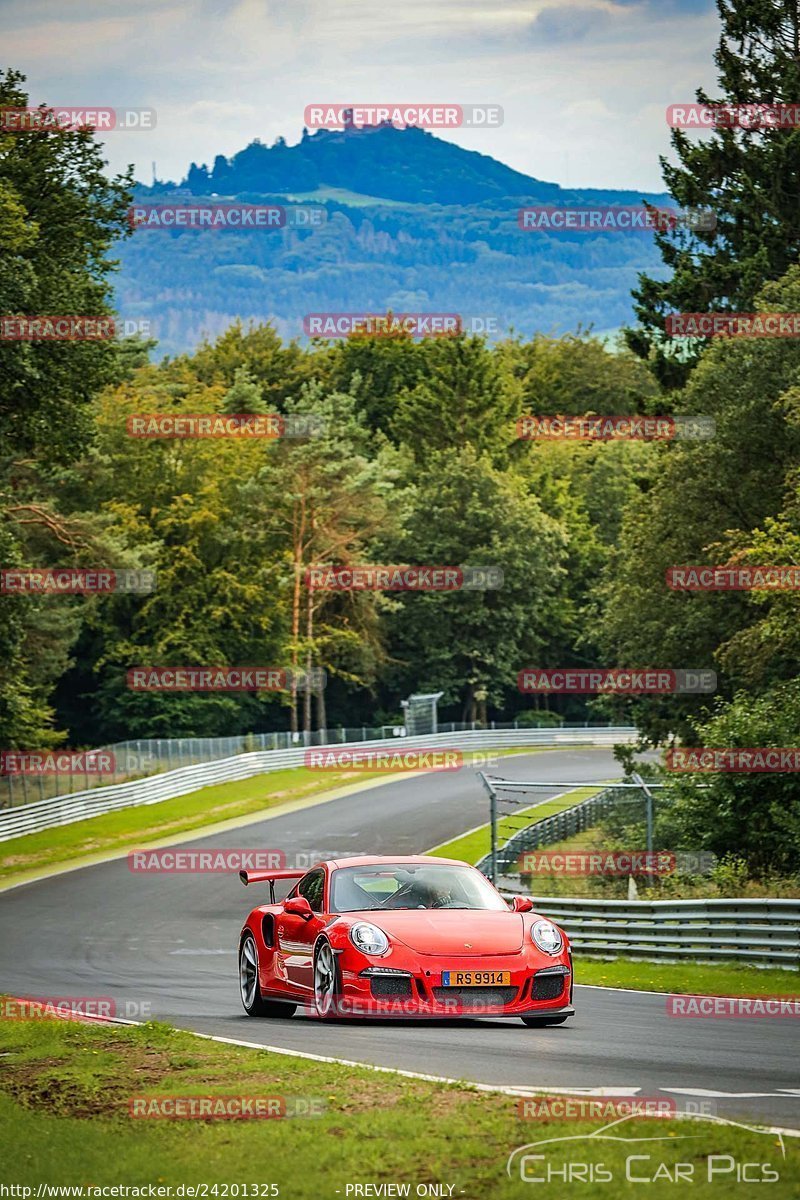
0,745 -> 544,885
427,784 -> 608,865
0,766 -> 391,883
1,1014 -> 797,1196
575,956 -> 799,995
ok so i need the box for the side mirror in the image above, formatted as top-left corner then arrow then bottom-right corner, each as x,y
512,896 -> 534,912
283,895 -> 314,920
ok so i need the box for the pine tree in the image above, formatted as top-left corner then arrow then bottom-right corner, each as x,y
221,366 -> 267,414
626,0 -> 800,386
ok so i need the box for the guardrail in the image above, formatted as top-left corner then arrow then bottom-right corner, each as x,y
484,786 -> 799,966
477,784 -> 629,877
0,721 -> 625,808
521,896 -> 800,967
0,726 -> 637,843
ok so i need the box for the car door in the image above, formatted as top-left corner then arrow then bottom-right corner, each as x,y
277,868 -> 326,991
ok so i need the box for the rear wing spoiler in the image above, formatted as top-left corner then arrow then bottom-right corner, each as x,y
239,867 -> 307,903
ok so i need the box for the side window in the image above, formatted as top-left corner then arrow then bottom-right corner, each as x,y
297,869 -> 325,913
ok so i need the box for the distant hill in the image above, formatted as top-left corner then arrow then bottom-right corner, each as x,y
116,123 -> 672,356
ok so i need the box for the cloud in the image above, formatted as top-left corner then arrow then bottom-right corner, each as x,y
528,5 -> 612,45
1,0 -> 720,191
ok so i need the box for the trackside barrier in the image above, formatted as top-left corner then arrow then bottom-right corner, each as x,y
483,785 -> 800,966
501,894 -> 800,968
0,726 -> 637,842
477,784 -> 630,877
0,722 -> 627,808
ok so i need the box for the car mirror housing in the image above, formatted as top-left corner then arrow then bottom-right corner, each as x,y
283,895 -> 315,919
511,895 -> 534,912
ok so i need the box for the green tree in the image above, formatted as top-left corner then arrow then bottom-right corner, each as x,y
626,0 -> 800,385
221,365 -> 267,414
191,321 -> 314,406
602,267 -> 800,742
63,362 -> 289,740
382,446 -> 566,722
655,682 -> 800,879
327,324 -> 426,434
508,332 -> 660,418
716,386 -> 800,687
0,69 -> 133,747
251,381 -> 398,734
391,334 -> 518,464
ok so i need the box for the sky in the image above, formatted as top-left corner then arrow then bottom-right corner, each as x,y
2,0 -> 720,192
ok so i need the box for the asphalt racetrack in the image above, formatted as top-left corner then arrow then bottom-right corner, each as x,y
1,749 -> 798,1130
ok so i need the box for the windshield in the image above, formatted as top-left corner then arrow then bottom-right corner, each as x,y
330,863 -> 508,913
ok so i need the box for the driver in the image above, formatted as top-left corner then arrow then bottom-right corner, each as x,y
395,873 -> 452,909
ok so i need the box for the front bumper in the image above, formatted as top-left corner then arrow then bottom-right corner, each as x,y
332,955 -> 573,1019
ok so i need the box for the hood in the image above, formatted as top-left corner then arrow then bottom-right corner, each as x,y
359,910 -> 525,956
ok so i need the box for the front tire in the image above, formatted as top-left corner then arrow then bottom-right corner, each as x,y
313,939 -> 341,1017
239,933 -> 296,1018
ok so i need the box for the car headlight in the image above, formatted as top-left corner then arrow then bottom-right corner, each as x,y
349,922 -> 390,956
531,919 -> 563,955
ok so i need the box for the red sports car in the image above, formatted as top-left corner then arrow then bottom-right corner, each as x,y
237,854 -> 574,1025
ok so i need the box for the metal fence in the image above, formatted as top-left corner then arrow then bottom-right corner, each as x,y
0,728 -> 398,809
0,726 -> 638,842
477,783 -> 651,878
515,896 -> 800,967
481,783 -> 799,966
0,719 -> 606,810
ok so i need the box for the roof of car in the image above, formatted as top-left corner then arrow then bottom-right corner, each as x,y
323,853 -> 468,870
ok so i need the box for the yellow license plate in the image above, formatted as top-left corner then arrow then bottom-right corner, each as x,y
441,970 -> 511,986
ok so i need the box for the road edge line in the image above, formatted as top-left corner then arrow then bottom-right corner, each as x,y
5,1002 -> 800,1139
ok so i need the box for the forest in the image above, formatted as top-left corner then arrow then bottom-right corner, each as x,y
3,0 -> 800,884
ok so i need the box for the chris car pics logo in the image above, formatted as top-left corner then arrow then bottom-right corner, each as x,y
507,1113 -> 785,1184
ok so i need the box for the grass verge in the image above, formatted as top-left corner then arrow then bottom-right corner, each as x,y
0,746 -> 544,886
574,956 -> 799,996
0,766 -> 388,884
0,1014 -> 797,1196
427,784 -> 607,865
